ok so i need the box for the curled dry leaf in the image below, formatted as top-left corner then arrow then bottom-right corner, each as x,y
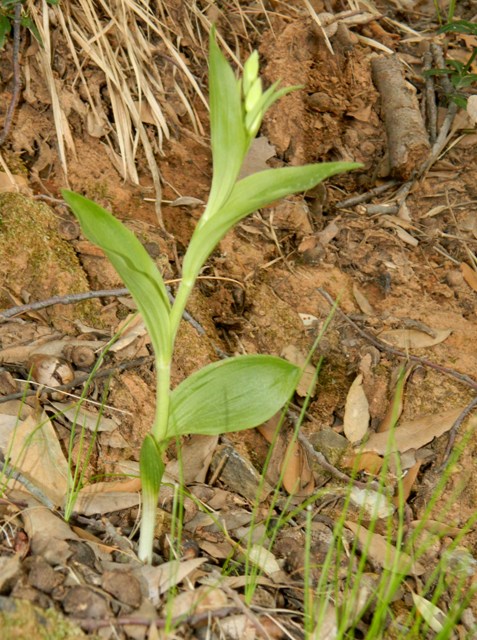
379,327 -> 452,349
345,521 -> 425,576
343,374 -> 370,444
360,406 -> 466,455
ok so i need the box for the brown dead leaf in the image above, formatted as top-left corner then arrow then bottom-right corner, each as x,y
341,451 -> 383,475
8,409 -> 69,507
166,434 -> 218,484
343,374 -> 370,444
281,345 -> 317,397
393,460 -> 422,506
360,406 -> 465,454
377,366 -> 412,433
461,262 -> 477,293
345,521 -> 425,575
353,284 -> 374,315
281,438 -> 315,496
238,136 -> 275,179
379,327 -> 452,349
140,558 -> 208,603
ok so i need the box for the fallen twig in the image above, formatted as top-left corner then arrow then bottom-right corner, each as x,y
0,286 -> 206,335
0,355 -> 155,404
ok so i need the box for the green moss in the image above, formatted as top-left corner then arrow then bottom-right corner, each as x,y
0,597 -> 93,640
0,193 -> 102,330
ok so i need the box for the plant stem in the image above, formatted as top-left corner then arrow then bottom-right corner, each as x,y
152,358 -> 172,442
169,277 -> 195,342
138,486 -> 157,563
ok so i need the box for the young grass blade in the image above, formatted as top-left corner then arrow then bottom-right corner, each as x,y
168,355 -> 301,437
62,190 -> 172,359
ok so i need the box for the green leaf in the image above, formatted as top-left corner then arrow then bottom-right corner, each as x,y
140,434 -> 165,495
438,20 -> 477,36
0,15 -> 11,49
206,28 -> 248,218
62,190 -> 172,359
168,354 -> 301,437
182,161 -> 360,282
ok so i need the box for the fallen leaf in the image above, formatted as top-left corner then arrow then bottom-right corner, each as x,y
412,593 -> 448,632
349,487 -> 394,519
247,544 -> 281,577
8,410 -> 69,507
410,520 -> 463,537
377,365 -> 412,433
379,327 -> 452,349
169,196 -> 204,207
281,438 -> 315,496
281,345 -> 317,397
393,460 -> 422,506
461,262 -> 477,293
341,451 -> 383,475
166,434 -> 218,484
343,374 -> 370,443
345,521 -> 425,575
140,558 -> 207,604
238,135 -> 275,179
353,284 -> 374,315
50,402 -> 118,433
360,406 -> 465,455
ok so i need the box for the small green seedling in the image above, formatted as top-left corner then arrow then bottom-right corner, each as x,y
425,19 -> 477,109
0,0 -> 58,49
63,28 -> 360,563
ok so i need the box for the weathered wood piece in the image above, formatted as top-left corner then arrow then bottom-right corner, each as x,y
372,55 -> 430,180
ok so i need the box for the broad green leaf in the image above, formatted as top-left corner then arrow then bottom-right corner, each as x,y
183,162 -> 360,283
168,354 -> 300,437
62,190 -> 172,359
206,28 -> 248,218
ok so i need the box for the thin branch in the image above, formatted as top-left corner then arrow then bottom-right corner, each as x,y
0,286 -> 205,335
0,355 -> 155,404
317,288 -> 477,392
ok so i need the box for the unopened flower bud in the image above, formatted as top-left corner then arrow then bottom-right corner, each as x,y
243,50 -> 259,95
245,77 -> 263,114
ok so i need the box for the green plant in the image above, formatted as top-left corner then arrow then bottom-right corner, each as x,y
0,0 -> 58,49
425,18 -> 477,109
62,28 -> 360,563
